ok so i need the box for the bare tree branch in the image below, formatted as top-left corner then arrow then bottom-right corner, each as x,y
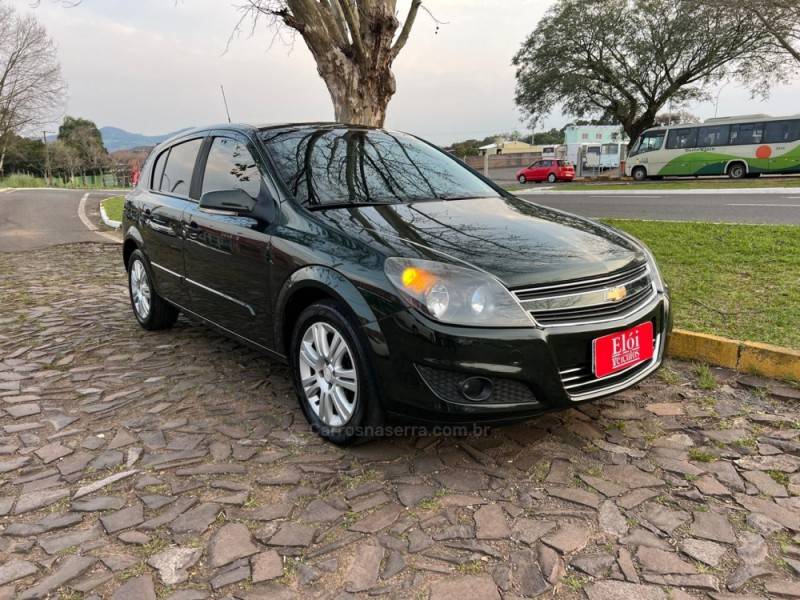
392,0 -> 421,57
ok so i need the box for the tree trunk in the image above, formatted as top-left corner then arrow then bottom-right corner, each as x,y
324,62 -> 395,126
300,3 -> 400,127
0,132 -> 8,176
309,40 -> 397,127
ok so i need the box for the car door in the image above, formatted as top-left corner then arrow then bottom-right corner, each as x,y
537,159 -> 552,181
139,136 -> 205,305
182,131 -> 275,346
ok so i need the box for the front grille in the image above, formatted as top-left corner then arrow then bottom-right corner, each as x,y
559,332 -> 661,400
512,263 -> 656,327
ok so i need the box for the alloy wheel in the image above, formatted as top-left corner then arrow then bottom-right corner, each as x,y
130,260 -> 152,321
298,321 -> 358,427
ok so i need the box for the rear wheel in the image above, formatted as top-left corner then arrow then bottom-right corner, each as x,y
518,174 -> 527,184
127,250 -> 179,330
290,300 -> 381,445
547,173 -> 557,183
631,166 -> 647,182
728,162 -> 746,179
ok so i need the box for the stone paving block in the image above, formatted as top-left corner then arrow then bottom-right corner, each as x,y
1,244 -> 800,598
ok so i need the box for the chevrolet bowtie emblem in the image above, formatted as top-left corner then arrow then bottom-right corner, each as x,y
606,286 -> 628,302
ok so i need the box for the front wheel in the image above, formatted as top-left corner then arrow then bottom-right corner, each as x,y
547,173 -> 557,183
631,166 -> 647,182
518,175 -> 527,184
127,250 -> 179,330
728,163 -> 746,179
290,300 -> 380,444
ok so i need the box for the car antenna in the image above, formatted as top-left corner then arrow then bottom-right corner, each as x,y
220,84 -> 232,124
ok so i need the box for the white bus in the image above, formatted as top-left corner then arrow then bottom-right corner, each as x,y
624,114 -> 800,181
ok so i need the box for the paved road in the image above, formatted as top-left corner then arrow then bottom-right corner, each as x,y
517,189 -> 800,224
0,188 -> 118,252
0,242 -> 798,598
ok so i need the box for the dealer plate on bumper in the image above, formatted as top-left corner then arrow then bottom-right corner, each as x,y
592,321 -> 654,378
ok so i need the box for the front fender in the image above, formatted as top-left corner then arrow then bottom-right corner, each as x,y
124,224 -> 145,248
274,265 -> 390,359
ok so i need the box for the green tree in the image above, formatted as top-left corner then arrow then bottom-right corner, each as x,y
533,128 -> 564,145
654,110 -> 701,126
513,0 -> 789,147
58,116 -> 108,174
702,0 -> 800,63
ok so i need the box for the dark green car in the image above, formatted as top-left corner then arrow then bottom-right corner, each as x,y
122,123 -> 671,444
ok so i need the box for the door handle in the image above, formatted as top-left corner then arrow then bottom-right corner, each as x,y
185,221 -> 200,240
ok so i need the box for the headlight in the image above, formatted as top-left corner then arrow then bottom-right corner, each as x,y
606,227 -> 666,293
384,258 -> 533,327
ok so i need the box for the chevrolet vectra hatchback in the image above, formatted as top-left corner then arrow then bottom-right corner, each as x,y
122,123 -> 671,443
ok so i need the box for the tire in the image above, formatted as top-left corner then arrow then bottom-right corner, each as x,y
127,249 -> 179,331
518,175 -> 527,184
547,173 -> 557,183
728,162 -> 746,179
631,166 -> 647,182
289,299 -> 381,445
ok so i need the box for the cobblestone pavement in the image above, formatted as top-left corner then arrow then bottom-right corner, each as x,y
1,243 -> 799,600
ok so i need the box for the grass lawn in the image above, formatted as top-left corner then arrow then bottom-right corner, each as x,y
606,219 -> 800,350
553,177 -> 800,191
101,195 -> 124,222
0,173 -> 129,190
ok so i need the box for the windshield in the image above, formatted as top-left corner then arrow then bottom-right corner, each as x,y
630,130 -> 666,156
260,126 -> 499,207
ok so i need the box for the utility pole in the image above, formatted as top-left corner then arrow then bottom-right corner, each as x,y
42,131 -> 52,186
714,82 -> 729,118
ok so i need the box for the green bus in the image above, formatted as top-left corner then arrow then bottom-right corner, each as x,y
625,114 -> 800,181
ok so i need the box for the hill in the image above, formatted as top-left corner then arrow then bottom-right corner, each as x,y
99,126 -> 191,152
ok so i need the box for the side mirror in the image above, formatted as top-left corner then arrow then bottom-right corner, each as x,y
199,189 -> 256,215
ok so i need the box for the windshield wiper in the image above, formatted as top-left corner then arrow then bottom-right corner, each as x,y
306,201 -> 398,211
435,194 -> 499,201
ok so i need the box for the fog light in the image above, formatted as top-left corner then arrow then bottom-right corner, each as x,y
460,376 -> 493,402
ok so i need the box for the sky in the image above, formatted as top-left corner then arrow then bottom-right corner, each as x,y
10,0 -> 800,145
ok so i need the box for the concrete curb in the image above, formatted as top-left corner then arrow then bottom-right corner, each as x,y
99,201 -> 121,230
668,328 -> 800,381
516,187 -> 800,196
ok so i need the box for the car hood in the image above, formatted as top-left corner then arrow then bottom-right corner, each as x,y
313,195 -> 646,288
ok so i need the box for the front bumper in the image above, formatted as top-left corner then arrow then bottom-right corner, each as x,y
370,290 -> 671,425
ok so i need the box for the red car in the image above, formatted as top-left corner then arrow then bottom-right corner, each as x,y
517,159 -> 575,184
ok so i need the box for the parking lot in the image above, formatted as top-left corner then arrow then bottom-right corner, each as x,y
1,241 -> 799,599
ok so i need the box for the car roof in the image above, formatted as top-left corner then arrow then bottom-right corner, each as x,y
158,121 -> 385,149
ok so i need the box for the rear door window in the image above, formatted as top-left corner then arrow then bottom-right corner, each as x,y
159,138 -> 203,198
202,137 -> 261,199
